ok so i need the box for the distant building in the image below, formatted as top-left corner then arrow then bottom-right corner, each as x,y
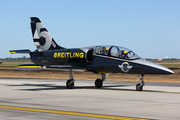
158,58 -> 162,61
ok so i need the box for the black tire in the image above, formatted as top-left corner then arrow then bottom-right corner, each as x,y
66,79 -> 74,89
136,83 -> 143,91
95,78 -> 103,88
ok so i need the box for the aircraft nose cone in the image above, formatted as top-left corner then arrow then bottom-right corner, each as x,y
148,61 -> 174,74
170,69 -> 174,74
150,61 -> 174,74
147,61 -> 174,74
133,59 -> 174,74
159,65 -> 174,74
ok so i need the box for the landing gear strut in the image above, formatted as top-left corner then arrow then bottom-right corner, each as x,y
136,74 -> 145,91
66,69 -> 75,89
95,73 -> 109,88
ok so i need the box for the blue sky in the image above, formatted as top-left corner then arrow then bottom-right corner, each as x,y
0,0 -> 180,59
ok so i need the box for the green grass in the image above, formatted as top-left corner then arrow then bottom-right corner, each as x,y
0,62 -> 33,69
0,63 -> 21,66
149,59 -> 180,63
160,64 -> 180,68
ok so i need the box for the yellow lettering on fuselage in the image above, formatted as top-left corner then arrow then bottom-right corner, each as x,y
58,52 -> 61,58
61,52 -> 64,58
54,52 -> 57,58
80,52 -> 84,58
53,52 -> 84,59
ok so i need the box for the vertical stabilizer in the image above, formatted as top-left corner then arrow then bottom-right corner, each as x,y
30,17 -> 64,51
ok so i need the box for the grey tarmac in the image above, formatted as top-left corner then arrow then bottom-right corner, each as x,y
0,77 -> 180,120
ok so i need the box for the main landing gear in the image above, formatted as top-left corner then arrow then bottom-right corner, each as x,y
136,74 -> 145,91
95,73 -> 109,88
66,69 -> 75,89
66,70 -> 109,89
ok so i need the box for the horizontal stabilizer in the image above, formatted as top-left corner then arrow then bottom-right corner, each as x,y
16,64 -> 73,70
16,64 -> 86,71
16,64 -> 44,70
9,49 -> 32,54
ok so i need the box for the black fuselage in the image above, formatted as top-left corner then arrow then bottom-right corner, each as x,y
30,47 -> 173,75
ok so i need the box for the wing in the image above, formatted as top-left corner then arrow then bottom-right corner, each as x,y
16,64 -> 86,71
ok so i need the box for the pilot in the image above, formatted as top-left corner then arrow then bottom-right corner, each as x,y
103,47 -> 108,55
120,50 -> 128,58
124,51 -> 129,58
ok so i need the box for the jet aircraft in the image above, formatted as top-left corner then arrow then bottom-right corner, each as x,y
10,17 -> 174,91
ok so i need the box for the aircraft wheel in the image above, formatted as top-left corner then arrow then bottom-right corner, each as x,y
95,78 -> 103,88
66,79 -> 74,89
136,83 -> 143,91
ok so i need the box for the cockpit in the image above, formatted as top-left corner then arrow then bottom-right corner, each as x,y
95,45 -> 140,60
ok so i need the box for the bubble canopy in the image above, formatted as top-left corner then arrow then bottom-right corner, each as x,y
95,45 -> 141,60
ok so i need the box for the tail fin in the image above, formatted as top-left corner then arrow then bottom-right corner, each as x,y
30,17 -> 64,51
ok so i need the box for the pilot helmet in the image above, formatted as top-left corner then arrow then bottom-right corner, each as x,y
103,47 -> 108,51
124,51 -> 128,54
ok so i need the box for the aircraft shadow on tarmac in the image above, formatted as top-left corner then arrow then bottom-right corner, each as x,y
7,83 -> 164,93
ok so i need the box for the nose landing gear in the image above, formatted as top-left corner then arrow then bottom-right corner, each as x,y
136,74 -> 144,91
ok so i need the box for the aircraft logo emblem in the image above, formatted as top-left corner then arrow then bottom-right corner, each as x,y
118,62 -> 133,72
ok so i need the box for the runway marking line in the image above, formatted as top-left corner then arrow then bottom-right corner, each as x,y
0,105 -> 149,120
